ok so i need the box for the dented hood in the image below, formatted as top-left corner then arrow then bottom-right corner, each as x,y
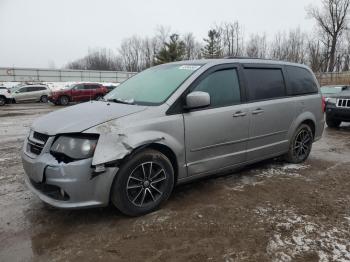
31,101 -> 147,136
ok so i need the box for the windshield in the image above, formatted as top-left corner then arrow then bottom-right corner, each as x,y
320,86 -> 347,94
105,64 -> 202,105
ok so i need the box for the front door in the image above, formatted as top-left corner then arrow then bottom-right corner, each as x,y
183,66 -> 250,176
71,84 -> 85,101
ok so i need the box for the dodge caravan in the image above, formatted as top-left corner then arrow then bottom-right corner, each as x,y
21,59 -> 324,216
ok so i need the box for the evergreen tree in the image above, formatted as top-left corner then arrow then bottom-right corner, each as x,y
202,30 -> 222,59
155,34 -> 186,64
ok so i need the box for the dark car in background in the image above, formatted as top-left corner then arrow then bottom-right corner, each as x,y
49,83 -> 108,105
325,89 -> 350,128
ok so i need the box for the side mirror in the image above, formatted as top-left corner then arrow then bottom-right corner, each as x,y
185,91 -> 210,110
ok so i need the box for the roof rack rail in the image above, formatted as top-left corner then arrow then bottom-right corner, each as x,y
224,56 -> 273,61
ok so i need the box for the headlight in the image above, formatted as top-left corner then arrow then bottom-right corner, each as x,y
326,98 -> 337,104
51,135 -> 98,160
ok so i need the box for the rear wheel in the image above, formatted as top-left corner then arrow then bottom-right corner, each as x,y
326,116 -> 341,128
59,96 -> 69,106
111,149 -> 174,216
40,95 -> 48,103
0,96 -> 6,106
285,124 -> 313,164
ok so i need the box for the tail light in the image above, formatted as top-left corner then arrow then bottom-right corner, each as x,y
321,96 -> 326,113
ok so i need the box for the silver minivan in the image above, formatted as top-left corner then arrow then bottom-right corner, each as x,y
21,59 -> 324,216
13,85 -> 51,103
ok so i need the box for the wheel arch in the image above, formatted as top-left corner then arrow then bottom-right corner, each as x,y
289,112 -> 316,141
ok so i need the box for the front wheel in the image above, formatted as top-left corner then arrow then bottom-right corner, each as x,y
59,96 -> 69,106
285,124 -> 313,164
111,149 -> 174,216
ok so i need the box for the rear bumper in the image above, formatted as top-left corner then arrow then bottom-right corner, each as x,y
21,146 -> 118,209
326,105 -> 350,122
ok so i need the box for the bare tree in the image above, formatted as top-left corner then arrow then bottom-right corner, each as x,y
307,38 -> 325,72
216,22 -> 244,57
307,0 -> 350,71
270,28 -> 307,63
66,48 -> 121,71
183,33 -> 202,60
119,36 -> 143,72
245,33 -> 267,58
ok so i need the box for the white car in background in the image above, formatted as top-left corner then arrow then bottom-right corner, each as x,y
0,86 -> 13,106
12,85 -> 51,103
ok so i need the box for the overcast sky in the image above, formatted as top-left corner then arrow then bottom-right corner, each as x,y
0,0 -> 321,68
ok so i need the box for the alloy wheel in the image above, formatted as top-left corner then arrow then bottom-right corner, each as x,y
126,162 -> 167,207
293,128 -> 312,161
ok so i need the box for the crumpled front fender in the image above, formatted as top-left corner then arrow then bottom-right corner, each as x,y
84,120 -> 184,167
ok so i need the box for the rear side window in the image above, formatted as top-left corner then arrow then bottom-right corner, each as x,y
286,66 -> 318,95
27,87 -> 37,92
192,69 -> 241,107
244,68 -> 286,101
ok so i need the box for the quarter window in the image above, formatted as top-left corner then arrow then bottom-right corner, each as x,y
192,69 -> 241,108
244,68 -> 286,101
286,66 -> 318,95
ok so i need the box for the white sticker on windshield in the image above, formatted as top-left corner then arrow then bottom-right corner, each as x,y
179,65 -> 200,71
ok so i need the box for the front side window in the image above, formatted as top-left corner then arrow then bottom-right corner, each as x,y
244,68 -> 286,101
18,87 -> 28,93
105,64 -> 202,105
192,69 -> 241,108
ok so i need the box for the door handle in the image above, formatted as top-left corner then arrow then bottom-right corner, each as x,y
252,108 -> 264,115
233,111 -> 247,117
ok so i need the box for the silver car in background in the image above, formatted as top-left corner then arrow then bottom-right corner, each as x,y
13,85 -> 51,103
21,59 -> 324,216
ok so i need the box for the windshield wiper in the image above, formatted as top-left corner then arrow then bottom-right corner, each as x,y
107,98 -> 135,105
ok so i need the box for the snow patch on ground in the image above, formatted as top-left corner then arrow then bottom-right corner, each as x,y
257,163 -> 309,178
256,207 -> 350,262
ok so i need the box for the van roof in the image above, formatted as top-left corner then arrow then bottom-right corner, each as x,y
170,58 -> 310,70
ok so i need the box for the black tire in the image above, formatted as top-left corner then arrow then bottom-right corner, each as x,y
285,124 -> 313,164
326,116 -> 341,128
111,149 -> 174,216
0,96 -> 6,106
59,96 -> 69,106
40,95 -> 48,103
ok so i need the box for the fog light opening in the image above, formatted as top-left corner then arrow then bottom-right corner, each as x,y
60,189 -> 65,198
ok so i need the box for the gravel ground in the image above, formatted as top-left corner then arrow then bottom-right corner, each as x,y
0,103 -> 349,262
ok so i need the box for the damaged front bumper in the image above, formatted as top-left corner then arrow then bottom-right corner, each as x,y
21,137 -> 118,209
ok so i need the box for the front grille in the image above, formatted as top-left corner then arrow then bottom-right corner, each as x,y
337,99 -> 350,108
33,132 -> 49,143
27,131 -> 49,156
28,140 -> 45,155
